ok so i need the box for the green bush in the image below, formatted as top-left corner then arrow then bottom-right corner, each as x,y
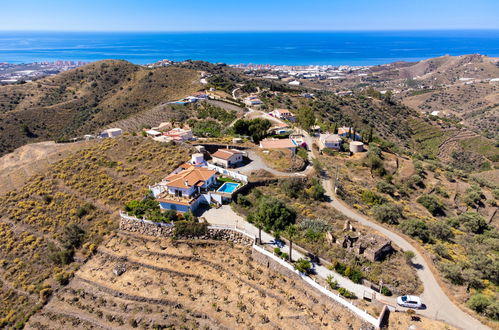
380,286 -> 392,296
338,287 -> 357,299
376,181 -> 396,195
279,178 -> 305,198
294,258 -> 312,274
399,219 -> 431,243
326,275 -> 339,290
467,294 -> 492,314
372,203 -> 403,224
416,194 -> 444,216
454,212 -> 488,234
361,190 -> 386,205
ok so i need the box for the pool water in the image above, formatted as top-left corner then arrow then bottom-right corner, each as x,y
217,182 -> 239,193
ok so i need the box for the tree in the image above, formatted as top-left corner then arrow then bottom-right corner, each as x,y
296,106 -> 315,131
372,203 -> 403,224
250,197 -> 296,233
285,224 -> 298,261
233,118 -> 272,143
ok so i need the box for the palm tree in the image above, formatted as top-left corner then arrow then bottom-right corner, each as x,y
285,225 -> 298,262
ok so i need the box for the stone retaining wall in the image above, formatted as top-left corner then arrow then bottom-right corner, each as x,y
119,217 -> 253,246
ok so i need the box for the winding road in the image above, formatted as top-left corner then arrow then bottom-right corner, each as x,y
233,106 -> 488,329
323,179 -> 488,329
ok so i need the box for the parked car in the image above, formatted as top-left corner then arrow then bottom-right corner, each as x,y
397,295 -> 423,309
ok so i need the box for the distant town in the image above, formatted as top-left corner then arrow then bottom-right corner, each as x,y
0,60 -> 89,84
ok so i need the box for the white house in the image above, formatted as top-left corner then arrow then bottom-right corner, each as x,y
319,133 -> 342,150
163,128 -> 193,141
211,148 -> 244,168
100,128 -> 122,138
270,109 -> 295,121
145,129 -> 162,137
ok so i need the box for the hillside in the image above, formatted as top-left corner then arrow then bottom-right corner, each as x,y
0,60 -> 201,156
0,137 -> 193,328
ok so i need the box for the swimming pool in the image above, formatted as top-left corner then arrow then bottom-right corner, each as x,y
217,182 -> 239,193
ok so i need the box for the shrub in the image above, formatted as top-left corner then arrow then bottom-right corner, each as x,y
403,250 -> 415,265
76,202 -> 95,218
380,286 -> 392,296
361,190 -> 386,205
416,194 -> 444,216
338,287 -> 357,299
463,185 -> 485,207
372,203 -> 403,224
279,178 -> 304,198
376,181 -> 396,195
344,266 -> 363,283
61,224 -> 85,250
399,219 -> 431,243
467,294 -> 492,314
455,212 -> 488,234
274,247 -> 282,255
429,221 -> 454,241
294,258 -> 312,274
326,275 -> 339,290
434,244 -> 451,259
306,178 -> 325,201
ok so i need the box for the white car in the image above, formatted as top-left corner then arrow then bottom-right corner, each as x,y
397,295 -> 423,309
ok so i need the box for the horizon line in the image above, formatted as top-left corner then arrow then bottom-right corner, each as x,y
1,28 -> 499,33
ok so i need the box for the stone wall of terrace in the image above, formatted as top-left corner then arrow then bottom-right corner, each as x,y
119,214 -> 253,246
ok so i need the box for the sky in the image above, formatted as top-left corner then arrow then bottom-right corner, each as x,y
1,0 -> 498,31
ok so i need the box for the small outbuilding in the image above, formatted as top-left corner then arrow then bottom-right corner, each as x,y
100,128 -> 123,138
349,141 -> 365,153
211,148 -> 244,168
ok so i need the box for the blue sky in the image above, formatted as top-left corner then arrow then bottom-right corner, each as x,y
1,0 -> 498,31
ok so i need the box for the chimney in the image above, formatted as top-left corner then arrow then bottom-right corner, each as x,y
184,180 -> 188,187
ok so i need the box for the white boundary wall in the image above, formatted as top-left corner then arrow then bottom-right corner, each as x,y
253,245 -> 381,328
206,163 -> 248,182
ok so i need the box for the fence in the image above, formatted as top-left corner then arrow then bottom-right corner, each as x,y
206,163 -> 248,183
119,211 -> 173,227
253,244 -> 383,328
119,212 -> 386,328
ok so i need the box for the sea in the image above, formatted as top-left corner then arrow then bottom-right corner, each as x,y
1,30 -> 499,66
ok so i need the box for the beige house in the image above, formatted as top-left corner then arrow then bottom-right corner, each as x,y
259,138 -> 297,153
211,149 -> 244,168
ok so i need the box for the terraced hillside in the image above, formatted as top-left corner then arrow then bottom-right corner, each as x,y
0,137 -> 192,328
0,60 -> 200,156
27,233 -> 367,329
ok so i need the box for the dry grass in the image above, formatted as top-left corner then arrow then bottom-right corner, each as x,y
0,60 -> 201,155
0,136 -> 192,328
255,148 -> 305,172
27,233 -> 367,329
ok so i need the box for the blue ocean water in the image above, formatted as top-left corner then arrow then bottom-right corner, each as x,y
0,30 -> 498,66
